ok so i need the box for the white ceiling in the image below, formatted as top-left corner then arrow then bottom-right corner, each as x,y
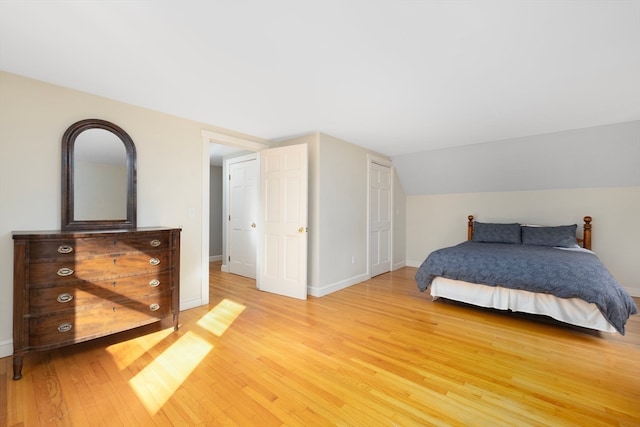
1,1 -> 638,157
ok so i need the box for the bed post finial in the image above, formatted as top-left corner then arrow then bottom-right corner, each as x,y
468,215 -> 474,241
583,216 -> 592,250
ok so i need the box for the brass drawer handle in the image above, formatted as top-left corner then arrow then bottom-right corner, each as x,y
56,267 -> 74,277
56,293 -> 74,303
57,245 -> 74,254
149,258 -> 160,266
149,303 -> 160,312
57,323 -> 73,333
150,239 -> 162,247
149,279 -> 160,287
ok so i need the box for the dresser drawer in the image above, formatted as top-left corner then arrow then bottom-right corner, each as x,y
29,271 -> 172,315
28,252 -> 172,286
28,291 -> 172,348
28,233 -> 172,261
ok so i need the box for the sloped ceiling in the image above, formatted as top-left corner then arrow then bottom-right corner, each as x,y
1,1 -> 638,157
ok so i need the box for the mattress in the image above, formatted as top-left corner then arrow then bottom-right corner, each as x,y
430,276 -> 617,333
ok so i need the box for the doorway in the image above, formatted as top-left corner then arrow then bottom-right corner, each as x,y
201,131 -> 309,303
201,130 -> 269,305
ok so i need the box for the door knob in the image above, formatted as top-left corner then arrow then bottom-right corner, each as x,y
298,227 -> 307,233
251,223 -> 256,228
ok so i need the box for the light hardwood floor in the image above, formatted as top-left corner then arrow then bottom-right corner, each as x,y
2,263 -> 639,426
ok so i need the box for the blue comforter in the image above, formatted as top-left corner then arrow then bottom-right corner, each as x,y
415,241 -> 637,334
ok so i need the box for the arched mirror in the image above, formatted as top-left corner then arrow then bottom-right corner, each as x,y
61,119 -> 137,230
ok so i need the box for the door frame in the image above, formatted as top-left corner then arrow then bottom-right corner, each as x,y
200,130 -> 269,306
366,154 -> 393,278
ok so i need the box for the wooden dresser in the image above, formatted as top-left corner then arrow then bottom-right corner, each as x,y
12,227 -> 181,380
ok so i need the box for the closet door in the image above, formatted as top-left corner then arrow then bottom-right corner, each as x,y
369,160 -> 392,277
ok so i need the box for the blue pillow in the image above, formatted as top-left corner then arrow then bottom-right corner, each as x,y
472,222 -> 521,244
521,224 -> 577,247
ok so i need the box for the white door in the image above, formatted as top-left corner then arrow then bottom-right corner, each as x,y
369,161 -> 392,277
257,144 -> 308,299
228,158 -> 257,278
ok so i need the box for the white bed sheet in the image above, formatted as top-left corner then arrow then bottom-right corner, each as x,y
430,276 -> 617,333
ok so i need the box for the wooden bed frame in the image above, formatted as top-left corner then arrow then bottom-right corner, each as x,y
467,215 -> 592,250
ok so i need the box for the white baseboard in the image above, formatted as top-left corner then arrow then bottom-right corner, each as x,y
308,272 -> 370,297
626,286 -> 640,298
307,264 -> 412,297
221,264 -> 228,273
0,339 -> 12,358
406,259 -> 423,268
209,255 -> 222,262
392,261 -> 407,271
180,296 -> 205,311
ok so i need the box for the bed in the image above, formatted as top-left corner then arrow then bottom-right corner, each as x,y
415,216 -> 638,334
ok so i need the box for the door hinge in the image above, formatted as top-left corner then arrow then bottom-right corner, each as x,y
228,256 -> 231,261
228,215 -> 231,221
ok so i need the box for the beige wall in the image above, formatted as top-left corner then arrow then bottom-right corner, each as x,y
209,165 -> 223,259
406,187 -> 640,297
0,71 -> 263,357
3,70 -> 633,360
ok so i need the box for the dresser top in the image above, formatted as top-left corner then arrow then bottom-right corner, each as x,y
12,227 -> 181,240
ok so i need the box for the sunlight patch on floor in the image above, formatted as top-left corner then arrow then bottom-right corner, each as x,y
197,298 -> 246,336
106,328 -> 173,370
129,331 -> 213,414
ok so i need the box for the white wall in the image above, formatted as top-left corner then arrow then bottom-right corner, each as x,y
0,71 -> 262,357
317,133 -> 370,292
394,121 -> 640,195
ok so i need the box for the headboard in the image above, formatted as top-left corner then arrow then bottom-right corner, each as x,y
467,215 -> 592,250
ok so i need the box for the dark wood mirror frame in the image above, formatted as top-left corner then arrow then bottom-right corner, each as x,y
61,118 -> 137,230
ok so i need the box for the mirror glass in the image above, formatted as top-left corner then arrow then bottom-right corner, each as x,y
74,129 -> 127,220
61,119 -> 137,230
